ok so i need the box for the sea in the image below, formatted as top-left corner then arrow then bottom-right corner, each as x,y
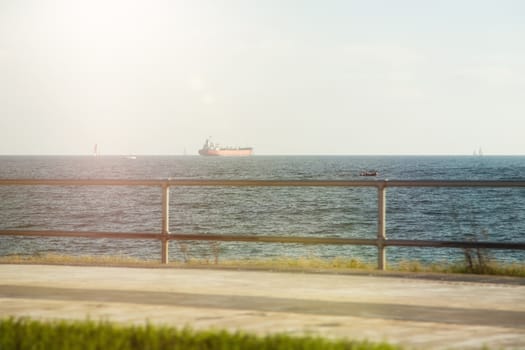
1,155 -> 524,265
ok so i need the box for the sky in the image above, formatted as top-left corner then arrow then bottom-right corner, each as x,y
0,0 -> 524,156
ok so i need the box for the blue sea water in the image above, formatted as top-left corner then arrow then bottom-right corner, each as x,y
0,155 -> 524,265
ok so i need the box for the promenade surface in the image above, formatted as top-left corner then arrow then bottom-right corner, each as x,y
1,264 -> 524,350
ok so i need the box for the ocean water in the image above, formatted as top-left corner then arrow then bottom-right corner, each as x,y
0,155 -> 524,265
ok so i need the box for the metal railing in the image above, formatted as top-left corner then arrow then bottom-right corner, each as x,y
1,179 -> 524,270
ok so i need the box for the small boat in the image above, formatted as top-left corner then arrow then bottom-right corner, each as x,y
473,147 -> 483,156
360,170 -> 378,177
93,144 -> 100,157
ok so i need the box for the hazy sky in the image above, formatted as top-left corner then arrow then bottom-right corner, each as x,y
1,0 -> 524,155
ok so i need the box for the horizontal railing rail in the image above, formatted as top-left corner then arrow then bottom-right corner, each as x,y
1,179 -> 524,269
2,178 -> 525,187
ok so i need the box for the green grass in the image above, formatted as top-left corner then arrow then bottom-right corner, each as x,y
0,253 -> 159,267
0,317 -> 402,350
393,259 -> 525,278
211,256 -> 374,271
2,253 -> 525,278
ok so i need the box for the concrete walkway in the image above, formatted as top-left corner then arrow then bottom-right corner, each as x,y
1,264 -> 524,349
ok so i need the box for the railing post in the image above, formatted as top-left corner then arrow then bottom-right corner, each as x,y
377,181 -> 387,270
161,183 -> 170,264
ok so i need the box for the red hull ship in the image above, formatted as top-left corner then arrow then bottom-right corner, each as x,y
198,138 -> 253,156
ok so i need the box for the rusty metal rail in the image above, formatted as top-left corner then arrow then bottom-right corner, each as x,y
1,179 -> 524,269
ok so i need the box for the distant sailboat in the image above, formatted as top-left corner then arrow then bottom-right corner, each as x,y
93,144 -> 100,157
473,147 -> 483,156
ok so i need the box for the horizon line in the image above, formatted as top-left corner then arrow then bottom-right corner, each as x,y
0,153 -> 524,157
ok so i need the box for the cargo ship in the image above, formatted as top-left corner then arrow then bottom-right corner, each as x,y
198,138 -> 253,156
